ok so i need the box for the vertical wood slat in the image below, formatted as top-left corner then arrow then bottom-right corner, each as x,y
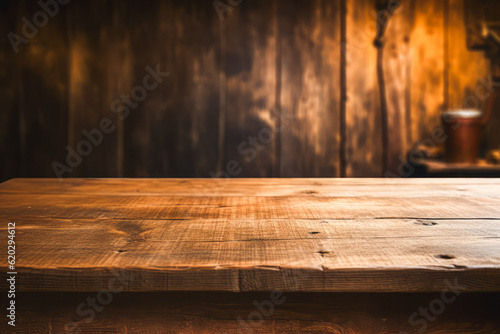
409,0 -> 445,147
122,0 -> 221,178
345,0 -> 382,176
108,1 -> 133,178
185,1 -> 222,177
12,0 -> 69,178
0,1 -> 20,182
381,1 -> 412,176
122,0 -> 174,177
67,0 -> 118,177
279,0 -> 341,177
222,0 -> 277,177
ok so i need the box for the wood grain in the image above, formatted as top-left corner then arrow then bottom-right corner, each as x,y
0,178 -> 499,293
15,0 -> 69,178
447,0 -> 489,111
279,0 -> 341,177
9,292 -> 500,333
223,0 -> 277,177
67,1 -> 118,177
382,1 -> 412,175
345,0 -> 382,176
122,1 -> 221,178
409,0 -> 445,144
1,0 -> 499,181
0,1 -> 20,182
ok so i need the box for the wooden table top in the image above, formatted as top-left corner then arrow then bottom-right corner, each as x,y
1,178 -> 500,293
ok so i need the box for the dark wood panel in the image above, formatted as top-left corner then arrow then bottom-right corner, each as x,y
0,0 -> 498,179
279,0 -> 341,177
223,0 -> 278,177
11,292 -> 500,333
67,1 -> 119,177
121,0 -> 221,178
14,0 -> 69,178
0,1 -> 20,182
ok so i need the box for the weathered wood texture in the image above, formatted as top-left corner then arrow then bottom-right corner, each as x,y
345,0 -> 383,177
1,0 -> 500,181
279,0 -> 342,177
5,292 -> 500,334
1,178 -> 499,293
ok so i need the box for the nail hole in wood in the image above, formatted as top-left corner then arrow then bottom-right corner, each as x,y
309,231 -> 320,235
116,250 -> 128,253
317,251 -> 330,257
436,254 -> 455,260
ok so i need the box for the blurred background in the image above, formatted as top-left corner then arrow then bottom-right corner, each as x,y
1,0 -> 500,182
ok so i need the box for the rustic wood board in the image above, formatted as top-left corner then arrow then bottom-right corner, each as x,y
382,0 -> 412,175
279,0 -> 341,177
223,0 -> 278,177
14,0 -> 69,178
10,292 -> 500,334
67,1 -> 120,177
0,1 -> 20,182
409,0 -> 445,145
3,0 -> 500,182
345,0 -> 383,177
0,178 -> 499,293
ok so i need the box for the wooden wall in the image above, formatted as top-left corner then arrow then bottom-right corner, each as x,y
1,0 -> 499,181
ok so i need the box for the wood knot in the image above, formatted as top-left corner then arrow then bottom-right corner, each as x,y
414,220 -> 437,226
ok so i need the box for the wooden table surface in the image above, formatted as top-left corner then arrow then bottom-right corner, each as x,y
1,178 -> 500,294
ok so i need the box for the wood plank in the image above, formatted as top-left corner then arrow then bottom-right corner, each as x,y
223,0 -> 277,177
105,0 -> 134,177
13,292 -> 500,333
1,178 -> 500,197
6,218 -> 500,267
0,1 -> 20,183
409,0 -> 445,146
381,1 -> 412,176
121,0 -> 173,177
1,178 -> 499,293
1,193 -> 499,220
279,0 -> 341,177
15,0 -> 69,178
67,1 -> 119,177
122,0 -> 220,178
345,0 -> 383,176
2,217 -> 500,292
